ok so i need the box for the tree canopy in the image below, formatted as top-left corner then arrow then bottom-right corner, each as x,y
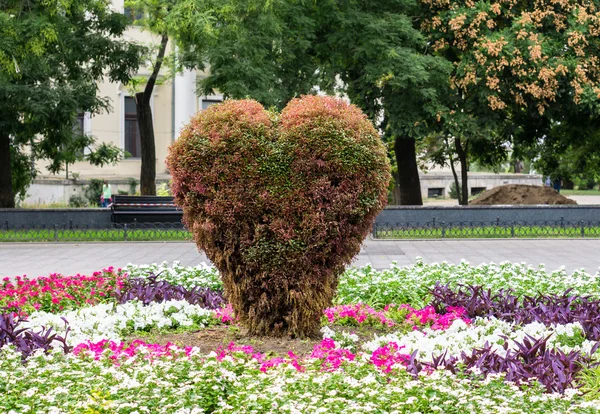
198,0 -> 452,204
420,0 -> 600,194
0,0 -> 144,207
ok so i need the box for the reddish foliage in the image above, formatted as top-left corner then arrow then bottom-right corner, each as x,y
167,96 -> 391,338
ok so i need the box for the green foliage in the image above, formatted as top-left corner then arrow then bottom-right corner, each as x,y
85,179 -> 104,207
68,195 -> 88,208
0,0 -> 144,206
197,0 -> 452,204
422,0 -> 600,188
167,96 -> 391,338
579,365 -> 600,401
85,143 -> 127,169
156,182 -> 172,196
197,0 -> 322,109
449,182 -> 461,200
574,177 -> 597,191
127,178 -> 139,195
10,144 -> 35,205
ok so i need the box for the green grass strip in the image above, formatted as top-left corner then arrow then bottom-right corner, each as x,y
0,228 -> 191,242
1,225 -> 600,242
376,225 -> 600,239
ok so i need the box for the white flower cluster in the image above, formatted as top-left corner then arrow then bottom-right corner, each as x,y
336,259 -> 600,307
121,260 -> 600,308
321,326 -> 360,351
123,261 -> 222,291
22,300 -> 214,346
1,344 -> 596,414
362,317 -> 594,359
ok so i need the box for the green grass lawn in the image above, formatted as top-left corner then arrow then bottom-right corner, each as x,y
2,225 -> 599,242
0,228 -> 191,242
375,225 -> 600,239
561,189 -> 600,196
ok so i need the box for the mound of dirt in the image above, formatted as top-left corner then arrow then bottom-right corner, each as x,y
470,184 -> 577,205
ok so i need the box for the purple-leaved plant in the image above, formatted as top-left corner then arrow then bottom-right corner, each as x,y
425,334 -> 600,393
430,284 -> 600,340
0,313 -> 71,359
114,274 -> 226,309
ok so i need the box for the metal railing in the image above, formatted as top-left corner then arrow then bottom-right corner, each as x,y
2,218 -> 600,242
0,220 -> 190,242
372,218 -> 600,239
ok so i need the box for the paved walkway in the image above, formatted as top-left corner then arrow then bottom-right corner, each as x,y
1,238 -> 599,277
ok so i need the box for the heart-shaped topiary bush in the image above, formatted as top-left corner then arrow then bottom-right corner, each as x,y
167,95 -> 391,338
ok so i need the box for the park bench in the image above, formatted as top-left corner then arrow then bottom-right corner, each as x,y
111,195 -> 183,224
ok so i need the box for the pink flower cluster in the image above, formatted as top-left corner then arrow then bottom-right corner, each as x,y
323,303 -> 396,327
215,342 -> 305,373
390,305 -> 471,330
215,340 -> 360,373
370,342 -> 411,373
324,303 -> 471,331
73,339 -> 192,362
309,338 -> 355,370
1,268 -> 124,315
71,338 -> 424,376
219,339 -> 410,374
213,303 -> 236,324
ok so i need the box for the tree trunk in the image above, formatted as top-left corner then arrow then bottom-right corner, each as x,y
392,171 -> 401,205
137,93 -> 157,195
455,137 -> 469,206
446,139 -> 462,205
0,133 -> 14,208
137,33 -> 169,196
394,136 -> 423,205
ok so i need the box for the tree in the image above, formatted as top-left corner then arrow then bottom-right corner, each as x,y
421,126 -> 508,205
0,0 -> 143,208
198,0 -> 452,205
316,0 -> 453,206
123,0 -> 215,195
420,0 -> 600,195
198,0 -> 323,110
521,117 -> 600,186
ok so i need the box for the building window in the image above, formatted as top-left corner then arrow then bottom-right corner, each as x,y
201,97 -> 222,111
73,113 -> 85,136
68,113 -> 86,157
124,7 -> 144,24
427,188 -> 444,198
124,96 -> 141,158
471,187 -> 486,196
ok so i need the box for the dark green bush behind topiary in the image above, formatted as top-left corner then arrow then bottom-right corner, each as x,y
167,96 -> 391,338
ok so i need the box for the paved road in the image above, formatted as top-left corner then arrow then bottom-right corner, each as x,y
1,238 -> 599,277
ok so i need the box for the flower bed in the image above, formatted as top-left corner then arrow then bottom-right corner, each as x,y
2,261 -> 600,412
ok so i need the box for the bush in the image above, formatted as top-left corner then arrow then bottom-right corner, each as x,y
127,177 -> 138,195
68,194 -> 88,208
84,179 -> 104,207
156,182 -> 172,196
167,96 -> 391,338
449,181 -> 461,199
574,177 -> 597,190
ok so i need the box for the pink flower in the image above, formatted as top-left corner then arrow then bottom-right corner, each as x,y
310,339 -> 355,371
214,304 -> 236,323
370,342 -> 410,373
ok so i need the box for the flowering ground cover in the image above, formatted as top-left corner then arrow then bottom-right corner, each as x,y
2,260 -> 600,412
